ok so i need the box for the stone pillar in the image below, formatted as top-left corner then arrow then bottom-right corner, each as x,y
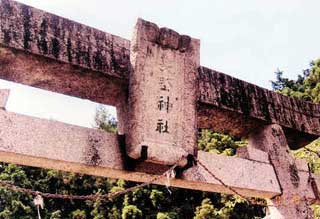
249,124 -> 314,219
127,19 -> 200,166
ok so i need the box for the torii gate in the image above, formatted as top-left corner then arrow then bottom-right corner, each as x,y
0,0 -> 320,218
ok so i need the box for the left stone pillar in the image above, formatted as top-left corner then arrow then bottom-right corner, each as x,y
127,19 -> 200,166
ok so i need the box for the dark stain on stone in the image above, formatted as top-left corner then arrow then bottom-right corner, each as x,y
93,49 -> 104,71
21,5 -> 31,50
233,78 -> 251,117
2,0 -> 13,15
290,117 -> 297,129
107,38 -> 129,75
109,39 -> 119,72
67,38 -> 72,62
39,18 -> 48,54
84,46 -> 91,68
51,37 -> 60,59
86,132 -> 102,166
257,89 -> 271,122
269,98 -> 278,122
301,124 -> 305,132
3,29 -> 11,44
12,29 -> 18,42
218,72 -> 225,85
75,40 -> 81,65
178,35 -> 191,52
289,163 -> 300,188
219,74 -> 252,117
121,48 -> 129,65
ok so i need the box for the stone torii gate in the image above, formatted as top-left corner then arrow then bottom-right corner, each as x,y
0,0 -> 320,218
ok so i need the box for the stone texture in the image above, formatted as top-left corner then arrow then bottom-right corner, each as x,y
0,0 -> 130,79
199,66 -> 320,149
0,109 -> 124,169
0,0 -> 319,150
236,146 -> 269,163
295,158 -> 309,172
183,151 -> 281,198
249,124 -> 315,219
0,107 -> 283,198
0,89 -> 9,108
158,27 -> 180,49
127,19 -> 200,166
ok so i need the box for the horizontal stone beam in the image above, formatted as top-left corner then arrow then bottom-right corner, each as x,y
0,97 -> 282,198
0,0 -> 130,80
0,0 -> 319,148
198,67 -> 320,149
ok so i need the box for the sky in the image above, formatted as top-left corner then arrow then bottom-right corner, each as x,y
1,0 -> 320,127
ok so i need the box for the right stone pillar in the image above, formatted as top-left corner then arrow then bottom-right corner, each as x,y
249,124 -> 315,219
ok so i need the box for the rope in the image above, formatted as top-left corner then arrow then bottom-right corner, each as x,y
0,153 -> 316,209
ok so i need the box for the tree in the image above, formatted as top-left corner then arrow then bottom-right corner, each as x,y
94,105 -> 117,133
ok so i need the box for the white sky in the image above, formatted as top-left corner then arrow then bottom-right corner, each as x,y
1,0 -> 320,127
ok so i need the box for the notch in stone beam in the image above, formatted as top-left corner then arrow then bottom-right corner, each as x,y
0,89 -> 10,110
127,18 -> 200,167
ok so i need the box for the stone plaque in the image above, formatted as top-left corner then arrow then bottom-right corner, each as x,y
127,19 -> 200,166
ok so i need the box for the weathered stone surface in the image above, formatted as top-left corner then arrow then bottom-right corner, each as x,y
0,46 -> 128,106
127,19 -> 200,166
0,109 -> 124,169
199,67 -> 320,149
0,107 -> 283,198
249,125 -> 315,218
158,27 -> 180,49
236,145 -> 269,163
0,89 -> 9,108
183,151 -> 281,198
0,0 -> 130,79
0,0 -> 319,150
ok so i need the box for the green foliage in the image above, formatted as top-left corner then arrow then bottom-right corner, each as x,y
156,212 -> 178,219
198,130 -> 247,156
94,104 -> 117,133
271,59 -> 320,103
72,209 -> 86,219
150,189 -> 164,208
121,205 -> 142,219
50,210 -> 62,219
194,198 -> 218,219
311,204 -> 320,218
